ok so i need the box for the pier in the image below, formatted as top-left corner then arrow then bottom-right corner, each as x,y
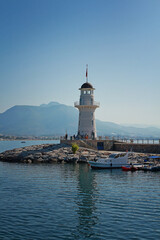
60,138 -> 160,154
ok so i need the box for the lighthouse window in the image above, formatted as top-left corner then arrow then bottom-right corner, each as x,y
87,90 -> 91,94
84,91 -> 86,94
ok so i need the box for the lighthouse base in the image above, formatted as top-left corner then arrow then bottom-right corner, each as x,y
60,139 -> 114,151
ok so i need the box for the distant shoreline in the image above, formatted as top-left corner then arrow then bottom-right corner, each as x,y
0,139 -> 59,141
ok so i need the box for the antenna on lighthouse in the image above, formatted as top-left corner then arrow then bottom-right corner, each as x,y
86,64 -> 88,83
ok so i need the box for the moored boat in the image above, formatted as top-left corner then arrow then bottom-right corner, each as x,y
142,164 -> 160,171
88,152 -> 129,169
122,166 -> 137,171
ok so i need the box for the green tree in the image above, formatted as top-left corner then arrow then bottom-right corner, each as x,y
72,143 -> 79,154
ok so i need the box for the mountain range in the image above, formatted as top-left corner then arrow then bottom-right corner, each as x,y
0,102 -> 160,138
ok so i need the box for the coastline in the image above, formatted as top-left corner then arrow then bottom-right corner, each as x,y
0,139 -> 59,141
0,142 -> 158,164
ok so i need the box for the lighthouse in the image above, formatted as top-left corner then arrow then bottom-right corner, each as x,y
74,65 -> 100,139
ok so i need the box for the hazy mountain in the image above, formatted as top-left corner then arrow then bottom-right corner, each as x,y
0,103 -> 78,136
96,120 -> 160,138
0,102 -> 160,138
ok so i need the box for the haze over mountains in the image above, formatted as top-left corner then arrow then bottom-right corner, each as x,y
0,102 -> 160,138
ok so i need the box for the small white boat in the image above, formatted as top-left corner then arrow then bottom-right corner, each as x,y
88,152 -> 129,169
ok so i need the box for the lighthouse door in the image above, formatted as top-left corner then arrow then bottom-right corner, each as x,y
97,142 -> 104,150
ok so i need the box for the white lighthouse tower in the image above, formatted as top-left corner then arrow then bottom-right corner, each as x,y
74,65 -> 100,139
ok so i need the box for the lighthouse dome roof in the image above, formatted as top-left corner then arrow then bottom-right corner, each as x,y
81,82 -> 93,89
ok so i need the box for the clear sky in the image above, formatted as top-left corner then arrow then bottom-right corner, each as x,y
0,0 -> 160,126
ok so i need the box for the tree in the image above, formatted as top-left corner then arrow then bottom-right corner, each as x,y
72,143 -> 79,154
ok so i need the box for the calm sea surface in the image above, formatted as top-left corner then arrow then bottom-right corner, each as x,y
0,141 -> 160,240
0,140 -> 60,153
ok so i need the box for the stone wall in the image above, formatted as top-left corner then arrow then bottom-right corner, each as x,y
60,139 -> 114,151
61,139 -> 160,153
114,142 -> 160,154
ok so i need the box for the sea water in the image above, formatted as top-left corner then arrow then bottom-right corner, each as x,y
0,141 -> 160,240
0,140 -> 60,153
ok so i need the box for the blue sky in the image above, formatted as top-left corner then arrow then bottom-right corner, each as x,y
0,0 -> 160,126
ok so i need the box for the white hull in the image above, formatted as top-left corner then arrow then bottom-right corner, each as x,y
89,152 -> 129,169
89,162 -> 126,169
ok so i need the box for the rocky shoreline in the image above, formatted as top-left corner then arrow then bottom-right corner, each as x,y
0,143 -> 101,163
0,143 -> 155,164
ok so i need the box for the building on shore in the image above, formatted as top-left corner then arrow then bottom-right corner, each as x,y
74,65 -> 100,139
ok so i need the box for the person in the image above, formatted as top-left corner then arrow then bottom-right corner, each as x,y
130,163 -> 134,169
92,131 -> 95,140
65,133 -> 68,140
85,134 -> 88,139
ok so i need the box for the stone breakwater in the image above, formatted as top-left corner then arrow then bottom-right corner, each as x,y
0,143 -> 109,163
0,143 -> 154,164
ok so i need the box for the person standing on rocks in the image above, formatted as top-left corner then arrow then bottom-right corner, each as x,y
65,133 -> 68,140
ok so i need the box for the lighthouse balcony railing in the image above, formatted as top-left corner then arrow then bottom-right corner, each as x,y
74,101 -> 100,107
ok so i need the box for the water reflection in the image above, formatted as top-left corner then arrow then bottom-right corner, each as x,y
74,164 -> 99,239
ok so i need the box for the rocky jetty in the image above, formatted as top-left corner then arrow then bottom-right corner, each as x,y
0,143 -> 157,164
0,143 -> 110,164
